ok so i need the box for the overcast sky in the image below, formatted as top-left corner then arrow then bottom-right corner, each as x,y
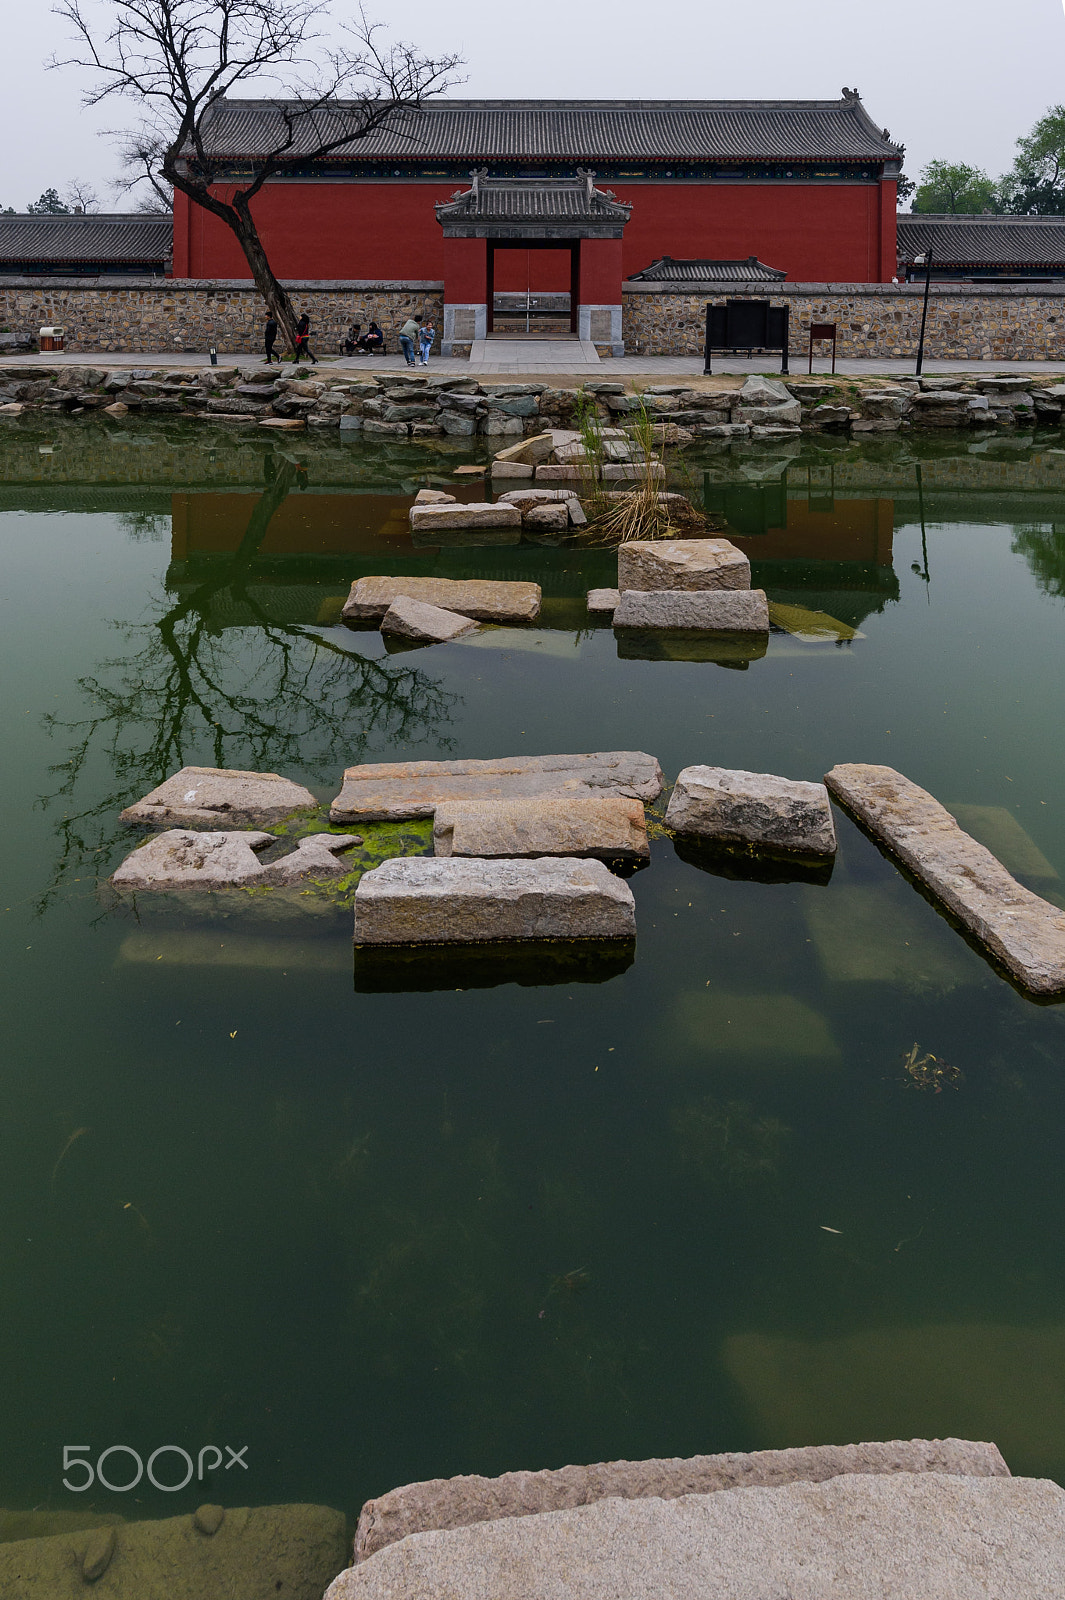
5,0 -> 1065,208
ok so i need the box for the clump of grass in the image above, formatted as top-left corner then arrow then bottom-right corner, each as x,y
574,393 -> 706,546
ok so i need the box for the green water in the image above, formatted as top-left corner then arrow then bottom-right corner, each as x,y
4,416 -> 1065,1533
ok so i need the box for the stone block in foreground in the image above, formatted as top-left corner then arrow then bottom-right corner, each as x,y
120,766 -> 318,829
330,751 -> 664,822
825,763 -> 1065,996
353,857 -> 636,945
408,502 -> 521,532
379,596 -> 478,643
351,1439 -> 1007,1560
614,589 -> 769,633
342,576 -> 540,624
666,766 -> 837,857
618,538 -> 750,593
433,796 -> 649,862
328,1472 -> 1056,1600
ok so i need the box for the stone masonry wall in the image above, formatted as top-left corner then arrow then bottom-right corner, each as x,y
623,282 -> 1065,362
0,279 -> 444,355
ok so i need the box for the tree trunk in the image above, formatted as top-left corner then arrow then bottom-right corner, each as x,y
226,194 -> 300,352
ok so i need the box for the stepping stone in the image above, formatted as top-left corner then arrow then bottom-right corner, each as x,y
432,796 -> 649,862
535,464 -> 587,481
351,1439 -> 1008,1561
259,834 -> 361,885
379,596 -> 478,643
587,588 -> 620,615
353,857 -> 636,945
618,538 -> 750,593
408,502 -> 521,532
825,763 -> 1065,996
257,416 -> 305,429
524,503 -> 569,530
120,766 -> 318,828
602,462 -> 666,480
412,489 -> 456,505
330,751 -> 664,823
112,830 -> 275,889
665,766 -> 837,857
488,461 -> 534,478
342,576 -> 540,624
613,589 -> 769,632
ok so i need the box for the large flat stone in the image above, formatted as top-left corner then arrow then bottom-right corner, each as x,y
379,595 -> 478,642
353,857 -> 636,945
329,1474 -> 1063,1600
119,766 -> 318,829
351,1439 -> 1008,1560
112,830 -> 276,889
665,766 -> 837,857
408,502 -> 521,532
432,797 -> 649,861
342,576 -> 540,624
614,589 -> 769,632
825,763 -> 1065,996
617,538 -> 750,593
330,752 -> 664,822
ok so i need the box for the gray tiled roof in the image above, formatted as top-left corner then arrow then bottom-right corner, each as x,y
898,214 -> 1065,267
197,96 -> 903,164
0,213 -> 172,265
435,174 -> 632,224
627,256 -> 787,282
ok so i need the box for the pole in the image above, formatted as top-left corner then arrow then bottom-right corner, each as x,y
703,303 -> 712,375
915,248 -> 933,377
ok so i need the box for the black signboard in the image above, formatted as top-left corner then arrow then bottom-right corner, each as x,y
704,299 -> 790,374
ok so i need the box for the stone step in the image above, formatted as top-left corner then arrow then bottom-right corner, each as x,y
613,589 -> 769,633
432,796 -> 650,861
617,538 -> 750,593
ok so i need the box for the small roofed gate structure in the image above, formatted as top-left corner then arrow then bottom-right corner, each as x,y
434,170 -> 632,354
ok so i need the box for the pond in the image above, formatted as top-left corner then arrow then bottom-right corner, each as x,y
3,415 -> 1065,1551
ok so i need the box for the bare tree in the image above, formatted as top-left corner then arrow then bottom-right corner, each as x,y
64,176 -> 102,212
51,1 -> 462,348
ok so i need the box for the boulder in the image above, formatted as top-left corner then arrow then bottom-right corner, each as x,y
524,503 -> 570,530
353,856 -> 636,945
342,576 -> 539,624
824,763 -> 1065,996
409,502 -> 521,533
806,404 -> 853,429
483,414 -> 524,435
379,595 -> 478,643
613,589 -> 770,632
327,1474 -> 1065,1600
617,539 -> 750,593
665,766 -> 837,856
111,830 -> 275,889
586,588 -> 620,615
120,766 -> 319,828
440,411 -> 477,435
694,422 -> 751,439
330,751 -> 664,823
738,374 -> 794,407
432,796 -> 649,862
733,401 -> 802,426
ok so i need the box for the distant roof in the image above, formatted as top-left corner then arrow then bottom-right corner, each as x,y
0,213 -> 172,267
196,95 -> 903,165
436,172 -> 632,237
627,255 -> 787,283
898,214 -> 1065,268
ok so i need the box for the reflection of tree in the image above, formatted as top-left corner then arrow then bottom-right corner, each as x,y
1012,523 -> 1065,599
39,462 -> 457,908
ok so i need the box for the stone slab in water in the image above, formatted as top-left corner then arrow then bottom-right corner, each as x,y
432,796 -> 649,861
342,575 -> 540,624
409,501 -> 521,531
379,595 -> 478,643
351,1438 -> 1008,1560
825,763 -> 1065,996
666,766 -> 837,857
331,751 -> 664,822
614,588 -> 769,632
586,588 -> 620,614
353,856 -> 636,945
120,766 -> 319,828
111,830 -> 359,890
330,1473 -> 1059,1600
617,538 -> 750,593
488,460 -> 534,478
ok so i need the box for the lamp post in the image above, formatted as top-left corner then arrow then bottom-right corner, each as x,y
914,248 -> 934,377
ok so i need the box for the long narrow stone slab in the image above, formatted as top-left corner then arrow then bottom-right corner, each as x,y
618,539 -> 750,592
119,766 -> 319,829
330,752 -> 664,823
408,502 -> 521,532
432,797 -> 649,861
353,857 -> 636,945
342,576 -> 540,624
614,589 -> 769,632
351,1439 -> 1008,1560
825,763 -> 1065,996
666,766 -> 837,857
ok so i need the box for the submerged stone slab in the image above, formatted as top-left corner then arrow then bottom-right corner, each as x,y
825,763 -> 1065,996
120,766 -> 319,829
614,589 -> 769,633
379,595 -> 478,643
331,751 -> 664,822
342,576 -> 540,624
258,834 -> 361,885
586,588 -> 620,614
112,830 -> 275,889
432,797 -> 649,862
665,766 -> 837,857
351,1439 -> 1008,1560
408,502 -> 521,532
330,1474 -> 1061,1600
617,538 -> 750,593
353,857 -> 636,945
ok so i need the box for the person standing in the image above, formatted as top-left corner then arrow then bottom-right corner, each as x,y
398,314 -> 422,367
264,310 -> 278,364
294,312 -> 318,365
419,318 -> 436,366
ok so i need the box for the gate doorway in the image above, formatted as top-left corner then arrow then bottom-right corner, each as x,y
486,241 -> 579,338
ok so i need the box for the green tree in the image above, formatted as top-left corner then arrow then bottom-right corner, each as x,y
999,105 -> 1065,215
911,160 -> 998,214
25,188 -> 71,215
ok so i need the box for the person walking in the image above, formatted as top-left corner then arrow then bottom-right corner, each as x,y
263,310 -> 279,364
294,312 -> 318,365
398,314 -> 422,367
418,318 -> 436,366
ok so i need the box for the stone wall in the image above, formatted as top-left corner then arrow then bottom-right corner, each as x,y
623,281 -> 1065,362
0,279 -> 444,355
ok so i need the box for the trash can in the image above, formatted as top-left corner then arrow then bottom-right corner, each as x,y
39,326 -> 65,352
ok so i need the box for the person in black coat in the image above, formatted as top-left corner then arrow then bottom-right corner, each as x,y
264,311 -> 278,363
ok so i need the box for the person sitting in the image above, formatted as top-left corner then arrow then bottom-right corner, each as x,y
359,321 -> 384,354
342,323 -> 362,356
